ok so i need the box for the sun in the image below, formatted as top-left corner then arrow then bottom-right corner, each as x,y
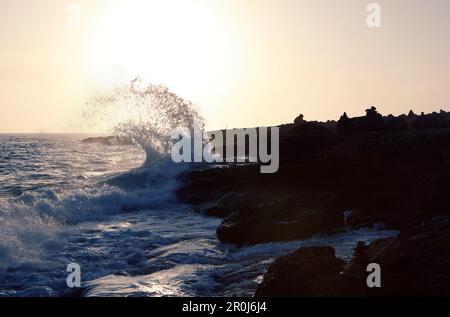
83,0 -> 240,103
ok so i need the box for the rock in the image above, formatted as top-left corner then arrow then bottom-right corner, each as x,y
81,136 -> 133,146
196,202 -> 226,217
173,109 -> 450,295
365,217 -> 450,296
340,241 -> 369,280
294,114 -> 305,125
177,125 -> 450,245
255,218 -> 450,297
255,247 -> 345,297
190,192 -> 264,218
217,203 -> 343,245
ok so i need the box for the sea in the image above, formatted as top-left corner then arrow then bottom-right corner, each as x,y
0,134 -> 398,297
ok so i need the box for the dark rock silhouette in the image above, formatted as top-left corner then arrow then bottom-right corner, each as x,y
216,193 -> 343,244
255,246 -> 345,297
337,107 -> 384,133
384,114 -> 409,130
336,107 -> 450,133
255,218 -> 450,297
81,136 -> 133,146
176,107 -> 450,296
178,108 -> 450,244
293,114 -> 305,125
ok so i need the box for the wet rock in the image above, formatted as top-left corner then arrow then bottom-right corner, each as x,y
217,204 -> 343,245
255,218 -> 450,297
340,241 -> 369,280
176,107 -> 450,247
255,247 -> 345,297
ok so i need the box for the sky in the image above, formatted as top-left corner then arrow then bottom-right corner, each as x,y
1,0 -> 450,133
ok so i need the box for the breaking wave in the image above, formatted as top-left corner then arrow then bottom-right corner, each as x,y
84,78 -> 204,165
0,81 -> 203,270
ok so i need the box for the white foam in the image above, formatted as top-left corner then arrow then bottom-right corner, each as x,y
0,157 -> 187,272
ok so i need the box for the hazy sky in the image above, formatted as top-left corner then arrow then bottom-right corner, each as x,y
1,0 -> 450,133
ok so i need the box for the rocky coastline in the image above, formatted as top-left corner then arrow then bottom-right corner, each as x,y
177,108 -> 450,296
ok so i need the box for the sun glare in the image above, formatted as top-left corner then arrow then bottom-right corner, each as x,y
83,0 -> 239,103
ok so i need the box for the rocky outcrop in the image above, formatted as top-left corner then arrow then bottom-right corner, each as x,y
255,246 -> 346,297
178,125 -> 450,245
216,193 -> 344,244
173,109 -> 450,296
337,107 -> 450,134
81,136 -> 133,146
337,107 -> 384,133
255,218 -> 450,297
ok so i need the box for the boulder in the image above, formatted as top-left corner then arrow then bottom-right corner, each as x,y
255,247 -> 345,297
217,205 -> 343,245
255,218 -> 450,297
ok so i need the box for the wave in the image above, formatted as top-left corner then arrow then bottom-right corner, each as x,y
0,159 -> 188,268
1,80 -> 203,269
84,78 -> 204,165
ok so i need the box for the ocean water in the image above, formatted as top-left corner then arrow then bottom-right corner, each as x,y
0,134 -> 398,297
